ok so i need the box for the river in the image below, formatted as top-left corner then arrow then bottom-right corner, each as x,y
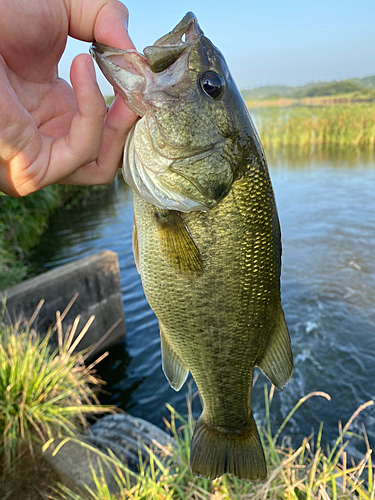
30,146 -> 375,455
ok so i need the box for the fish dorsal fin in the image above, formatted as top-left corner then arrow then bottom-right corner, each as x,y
160,325 -> 189,391
155,210 -> 203,274
132,216 -> 140,273
257,308 -> 293,390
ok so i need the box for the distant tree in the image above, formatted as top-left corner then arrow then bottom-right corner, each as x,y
241,75 -> 375,101
296,81 -> 363,97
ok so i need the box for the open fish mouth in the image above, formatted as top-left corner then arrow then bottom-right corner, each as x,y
142,12 -> 203,72
90,13 -> 234,212
89,12 -> 202,80
89,13 -> 204,118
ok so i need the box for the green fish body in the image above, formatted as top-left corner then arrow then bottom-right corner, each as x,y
91,12 -> 293,481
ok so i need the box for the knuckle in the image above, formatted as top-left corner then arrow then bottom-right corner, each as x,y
96,159 -> 120,184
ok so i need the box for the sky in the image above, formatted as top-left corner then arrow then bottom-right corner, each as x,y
59,0 -> 375,95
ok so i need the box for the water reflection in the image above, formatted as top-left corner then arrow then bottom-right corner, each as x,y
266,145 -> 375,170
29,148 -> 375,452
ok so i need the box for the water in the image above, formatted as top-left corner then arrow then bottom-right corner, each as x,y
30,147 -> 375,453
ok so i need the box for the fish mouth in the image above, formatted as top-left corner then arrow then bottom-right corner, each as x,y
151,11 -> 201,46
90,13 -> 226,212
143,12 -> 203,72
90,11 -> 202,76
89,12 -> 203,117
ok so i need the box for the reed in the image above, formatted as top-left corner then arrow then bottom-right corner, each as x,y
51,385 -> 374,500
252,105 -> 375,150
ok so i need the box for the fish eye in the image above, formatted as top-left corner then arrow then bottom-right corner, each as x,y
199,71 -> 225,100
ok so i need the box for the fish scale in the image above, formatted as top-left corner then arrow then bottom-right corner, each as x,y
132,154 -> 285,463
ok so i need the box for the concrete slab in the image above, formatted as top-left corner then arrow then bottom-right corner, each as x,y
1,250 -> 126,357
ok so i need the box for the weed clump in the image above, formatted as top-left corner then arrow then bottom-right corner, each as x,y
0,301 -> 114,468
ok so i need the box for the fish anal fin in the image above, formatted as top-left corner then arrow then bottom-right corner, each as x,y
132,216 -> 140,273
154,209 -> 203,274
257,308 -> 293,390
160,326 -> 189,391
190,414 -> 267,481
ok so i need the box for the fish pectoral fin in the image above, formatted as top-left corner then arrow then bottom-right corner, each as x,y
257,308 -> 293,390
160,326 -> 189,391
132,216 -> 140,273
155,210 -> 203,274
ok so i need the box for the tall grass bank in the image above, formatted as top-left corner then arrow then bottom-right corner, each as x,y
251,105 -> 375,150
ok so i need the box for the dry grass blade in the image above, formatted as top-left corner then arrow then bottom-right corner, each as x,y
51,292 -> 80,332
342,401 -> 374,435
68,315 -> 95,353
83,318 -> 123,362
27,299 -> 45,329
273,391 -> 331,443
47,385 -> 374,500
252,446 -> 303,500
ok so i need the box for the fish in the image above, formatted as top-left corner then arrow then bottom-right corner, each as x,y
90,12 -> 293,481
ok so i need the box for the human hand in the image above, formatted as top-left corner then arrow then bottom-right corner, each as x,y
0,0 -> 138,197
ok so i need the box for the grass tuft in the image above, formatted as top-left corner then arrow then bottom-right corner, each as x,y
0,301 -> 114,469
51,386 -> 374,500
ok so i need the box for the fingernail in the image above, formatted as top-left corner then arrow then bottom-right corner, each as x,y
87,59 -> 97,81
121,10 -> 129,32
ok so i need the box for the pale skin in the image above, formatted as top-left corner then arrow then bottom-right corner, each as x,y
0,0 -> 138,197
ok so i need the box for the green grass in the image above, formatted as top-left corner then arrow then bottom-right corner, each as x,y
0,302 -> 114,469
0,187 -> 60,288
48,385 -> 374,500
252,104 -> 375,150
0,309 -> 373,499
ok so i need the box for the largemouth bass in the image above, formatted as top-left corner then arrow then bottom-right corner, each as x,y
90,12 -> 293,481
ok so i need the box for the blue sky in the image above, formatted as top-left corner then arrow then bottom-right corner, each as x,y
59,0 -> 375,95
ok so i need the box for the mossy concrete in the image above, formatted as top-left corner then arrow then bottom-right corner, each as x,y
2,250 -> 125,357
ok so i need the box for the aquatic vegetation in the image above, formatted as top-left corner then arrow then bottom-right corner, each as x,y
1,187 -> 60,253
252,105 -> 375,150
52,386 -> 374,500
0,303 -> 114,468
0,227 -> 27,290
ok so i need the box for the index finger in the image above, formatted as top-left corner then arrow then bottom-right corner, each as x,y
66,0 -> 135,50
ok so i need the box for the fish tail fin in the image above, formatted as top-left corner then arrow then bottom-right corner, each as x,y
189,415 -> 267,481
